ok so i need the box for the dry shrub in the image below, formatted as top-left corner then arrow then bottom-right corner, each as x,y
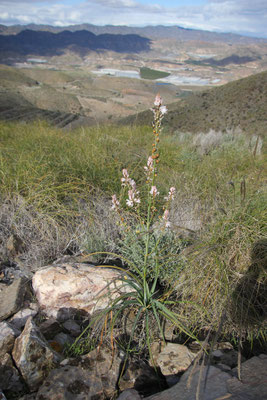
0,195 -> 75,274
177,199 -> 267,338
0,192 -> 123,274
190,127 -> 262,156
76,193 -> 121,260
170,195 -> 208,237
193,129 -> 225,155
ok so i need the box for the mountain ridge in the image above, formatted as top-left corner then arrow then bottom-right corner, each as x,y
0,23 -> 266,44
0,29 -> 151,56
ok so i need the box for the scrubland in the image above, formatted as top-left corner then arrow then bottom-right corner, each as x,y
0,117 -> 266,350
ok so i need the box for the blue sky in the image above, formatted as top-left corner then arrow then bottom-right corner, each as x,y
0,0 -> 266,38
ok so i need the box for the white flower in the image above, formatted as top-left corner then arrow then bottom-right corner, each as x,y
126,189 -> 140,207
164,187 -> 176,201
150,185 -> 159,197
154,94 -> 162,106
163,209 -> 171,228
126,198 -> 134,207
121,168 -> 131,186
146,156 -> 153,169
144,156 -> 154,179
111,194 -> 120,210
130,179 -> 137,190
160,105 -> 167,115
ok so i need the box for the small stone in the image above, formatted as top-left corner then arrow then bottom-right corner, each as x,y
0,321 -> 20,357
53,332 -> 74,347
154,343 -> 196,376
39,318 -> 62,340
0,278 -> 28,321
117,389 -> 141,400
215,341 -> 233,351
120,359 -> 167,396
0,353 -> 25,397
212,349 -> 223,358
12,317 -> 62,391
0,390 -> 7,400
60,358 -> 70,366
188,340 -> 209,353
211,348 -> 242,368
214,363 -> 232,372
62,320 -> 81,337
8,308 -> 38,330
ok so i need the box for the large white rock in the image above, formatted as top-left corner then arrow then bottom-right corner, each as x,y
32,263 -> 129,320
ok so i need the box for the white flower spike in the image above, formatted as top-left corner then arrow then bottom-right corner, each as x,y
150,186 -> 159,197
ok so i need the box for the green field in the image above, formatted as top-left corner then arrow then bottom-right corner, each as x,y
140,67 -> 170,80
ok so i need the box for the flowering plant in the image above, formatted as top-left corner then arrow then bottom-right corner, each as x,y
112,94 -> 175,233
108,96 -> 194,346
72,96 -> 195,363
110,95 -> 181,284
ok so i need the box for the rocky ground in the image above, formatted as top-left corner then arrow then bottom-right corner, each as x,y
0,257 -> 267,400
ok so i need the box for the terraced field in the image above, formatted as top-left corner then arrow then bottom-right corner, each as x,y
0,100 -> 82,128
0,63 -> 180,127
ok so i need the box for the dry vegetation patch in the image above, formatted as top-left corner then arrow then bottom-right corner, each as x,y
0,118 -> 266,343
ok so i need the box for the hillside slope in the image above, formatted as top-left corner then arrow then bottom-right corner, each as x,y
0,65 -> 93,128
121,70 -> 267,136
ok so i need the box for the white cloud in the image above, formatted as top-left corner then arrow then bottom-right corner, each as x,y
94,0 -> 138,7
0,0 -> 266,38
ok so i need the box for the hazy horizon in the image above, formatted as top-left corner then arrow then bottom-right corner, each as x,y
0,0 -> 266,39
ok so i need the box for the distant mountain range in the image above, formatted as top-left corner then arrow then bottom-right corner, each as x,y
1,23 -> 266,44
0,29 -> 151,56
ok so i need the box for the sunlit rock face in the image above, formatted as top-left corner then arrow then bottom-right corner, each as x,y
32,263 -> 130,321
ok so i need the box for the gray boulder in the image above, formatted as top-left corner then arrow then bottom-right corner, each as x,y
0,353 -> 25,398
0,321 -> 20,357
12,317 -> 62,391
0,277 -> 28,321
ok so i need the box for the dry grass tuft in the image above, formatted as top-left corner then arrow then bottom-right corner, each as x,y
0,195 -> 75,273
